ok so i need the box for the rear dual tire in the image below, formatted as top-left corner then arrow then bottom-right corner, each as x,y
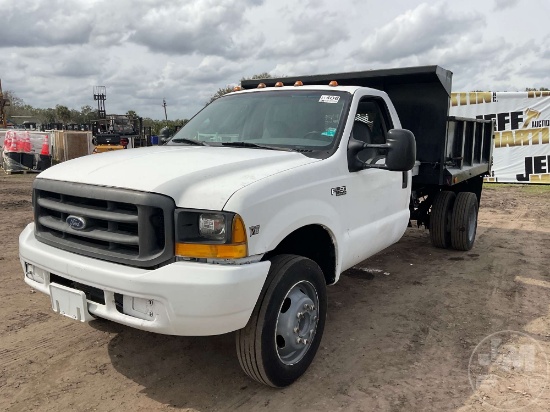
450,192 -> 478,251
429,191 -> 456,248
430,191 -> 478,251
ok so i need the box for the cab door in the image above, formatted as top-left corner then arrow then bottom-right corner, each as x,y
340,96 -> 411,268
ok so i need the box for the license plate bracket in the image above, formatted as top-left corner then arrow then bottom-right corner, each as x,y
49,283 -> 94,322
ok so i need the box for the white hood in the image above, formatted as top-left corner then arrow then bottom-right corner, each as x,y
38,146 -> 319,210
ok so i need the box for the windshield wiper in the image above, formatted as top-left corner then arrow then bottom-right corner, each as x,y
171,138 -> 207,146
221,141 -> 293,151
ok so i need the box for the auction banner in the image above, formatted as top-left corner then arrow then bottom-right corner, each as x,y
450,91 -> 550,184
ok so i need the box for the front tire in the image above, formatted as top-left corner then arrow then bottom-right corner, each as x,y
236,254 -> 327,387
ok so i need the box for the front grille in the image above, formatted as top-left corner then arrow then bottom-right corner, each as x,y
33,179 -> 175,268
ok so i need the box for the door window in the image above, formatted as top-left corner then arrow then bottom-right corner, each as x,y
352,98 -> 393,165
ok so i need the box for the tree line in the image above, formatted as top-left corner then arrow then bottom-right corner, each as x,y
2,72 -> 273,134
3,90 -> 189,135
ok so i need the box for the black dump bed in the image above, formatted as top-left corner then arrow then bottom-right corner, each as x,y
241,66 -> 493,186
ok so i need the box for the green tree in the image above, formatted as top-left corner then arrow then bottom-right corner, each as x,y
208,85 -> 237,104
55,104 -> 71,123
241,72 -> 272,81
80,105 -> 95,122
39,108 -> 57,124
3,90 -> 25,120
141,117 -> 189,135
70,109 -> 82,124
126,110 -> 138,119
207,72 -> 274,105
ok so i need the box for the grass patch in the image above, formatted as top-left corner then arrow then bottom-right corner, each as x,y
483,182 -> 550,194
483,183 -> 516,190
521,184 -> 550,194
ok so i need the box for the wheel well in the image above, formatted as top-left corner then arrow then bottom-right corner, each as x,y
263,225 -> 337,285
450,175 -> 484,204
411,175 -> 485,227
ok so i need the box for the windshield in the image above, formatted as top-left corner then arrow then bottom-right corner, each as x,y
167,90 -> 350,155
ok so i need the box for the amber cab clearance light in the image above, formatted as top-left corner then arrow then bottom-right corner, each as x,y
233,86 -> 242,91
257,83 -> 267,88
329,80 -> 338,87
294,81 -> 303,86
274,82 -> 284,87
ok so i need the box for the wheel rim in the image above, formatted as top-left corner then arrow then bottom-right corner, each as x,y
275,280 -> 319,365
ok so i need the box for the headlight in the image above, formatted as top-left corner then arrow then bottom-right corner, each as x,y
174,210 -> 248,259
199,213 -> 226,240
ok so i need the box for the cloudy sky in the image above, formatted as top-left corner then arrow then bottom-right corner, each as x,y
1,0 -> 549,120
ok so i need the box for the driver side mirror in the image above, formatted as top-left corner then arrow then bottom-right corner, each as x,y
348,129 -> 416,172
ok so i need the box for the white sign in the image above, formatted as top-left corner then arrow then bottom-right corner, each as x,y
319,95 -> 340,104
450,91 -> 550,184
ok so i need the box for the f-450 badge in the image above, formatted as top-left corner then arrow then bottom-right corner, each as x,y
331,186 -> 347,196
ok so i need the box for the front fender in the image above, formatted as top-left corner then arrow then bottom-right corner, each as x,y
228,193 -> 345,279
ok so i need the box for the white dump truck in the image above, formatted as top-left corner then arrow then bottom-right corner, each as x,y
19,66 -> 493,387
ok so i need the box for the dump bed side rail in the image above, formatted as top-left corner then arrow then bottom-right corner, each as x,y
442,117 -> 494,186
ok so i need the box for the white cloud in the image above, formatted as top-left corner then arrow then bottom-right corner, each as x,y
356,2 -> 484,63
0,0 -> 94,47
128,0 -> 265,58
494,0 -> 520,11
258,10 -> 349,59
1,0 -> 549,119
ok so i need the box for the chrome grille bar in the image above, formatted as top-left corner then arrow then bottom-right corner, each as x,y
37,197 -> 139,223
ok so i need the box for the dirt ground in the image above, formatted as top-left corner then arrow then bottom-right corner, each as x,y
1,173 -> 549,412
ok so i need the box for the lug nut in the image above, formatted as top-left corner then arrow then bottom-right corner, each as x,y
297,312 -> 303,319
303,339 -> 308,345
296,337 -> 302,344
293,326 -> 299,333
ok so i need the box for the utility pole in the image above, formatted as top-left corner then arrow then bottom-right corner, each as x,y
0,79 -> 11,128
162,98 -> 168,121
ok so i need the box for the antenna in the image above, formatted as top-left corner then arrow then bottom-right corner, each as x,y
93,86 -> 107,119
162,98 -> 168,121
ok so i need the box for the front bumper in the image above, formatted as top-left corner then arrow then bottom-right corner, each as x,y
19,223 -> 270,336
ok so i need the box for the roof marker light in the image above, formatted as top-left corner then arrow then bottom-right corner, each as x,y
257,83 -> 266,88
275,82 -> 284,87
329,81 -> 338,87
294,81 -> 303,87
233,86 -> 242,91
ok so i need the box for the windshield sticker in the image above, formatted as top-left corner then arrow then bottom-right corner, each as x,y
319,95 -> 340,104
322,128 -> 336,137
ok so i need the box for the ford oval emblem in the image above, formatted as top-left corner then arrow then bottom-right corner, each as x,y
66,215 -> 87,230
